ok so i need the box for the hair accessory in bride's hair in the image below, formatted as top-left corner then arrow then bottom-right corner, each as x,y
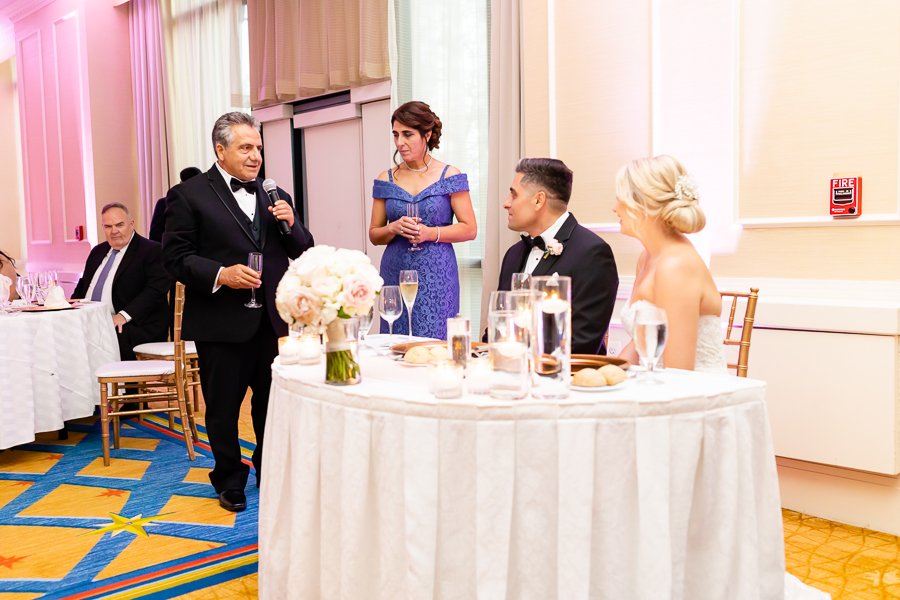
674,175 -> 699,202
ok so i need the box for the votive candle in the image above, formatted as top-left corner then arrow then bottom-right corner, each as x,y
466,356 -> 491,395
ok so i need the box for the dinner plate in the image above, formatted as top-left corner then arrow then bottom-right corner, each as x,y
571,354 -> 630,371
14,304 -> 79,312
390,340 -> 487,355
571,379 -> 631,393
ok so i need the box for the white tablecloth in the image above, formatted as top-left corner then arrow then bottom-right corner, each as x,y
260,352 -> 821,600
0,303 -> 120,449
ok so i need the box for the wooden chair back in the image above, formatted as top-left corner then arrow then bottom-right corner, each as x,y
720,288 -> 759,377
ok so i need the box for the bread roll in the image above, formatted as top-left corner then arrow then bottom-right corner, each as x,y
598,364 -> 627,386
573,368 -> 607,387
429,346 -> 450,361
404,346 -> 432,364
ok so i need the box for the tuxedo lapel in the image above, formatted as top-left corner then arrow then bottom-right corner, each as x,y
112,235 -> 140,287
207,168 -> 260,249
532,213 -> 578,277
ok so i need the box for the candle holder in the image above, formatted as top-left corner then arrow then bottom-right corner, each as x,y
531,275 -> 572,399
297,331 -> 323,365
278,336 -> 301,365
428,359 -> 463,399
488,310 -> 530,400
466,356 -> 491,395
447,316 -> 471,368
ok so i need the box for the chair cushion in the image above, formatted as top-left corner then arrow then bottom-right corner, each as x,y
133,341 -> 197,356
96,360 -> 175,378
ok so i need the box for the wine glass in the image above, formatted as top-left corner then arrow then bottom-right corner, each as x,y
511,273 -> 531,290
357,305 -> 374,346
36,272 -> 51,303
245,252 -> 263,308
379,286 -> 402,343
406,203 -> 422,252
634,307 -> 668,384
399,270 -> 418,341
48,270 -> 58,288
16,276 -> 30,305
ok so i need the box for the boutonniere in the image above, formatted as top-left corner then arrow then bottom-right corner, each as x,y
543,239 -> 563,260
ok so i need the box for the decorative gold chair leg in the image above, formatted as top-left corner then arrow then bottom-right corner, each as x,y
177,394 -> 196,461
192,360 -> 201,412
168,390 -> 176,431
100,383 -> 111,466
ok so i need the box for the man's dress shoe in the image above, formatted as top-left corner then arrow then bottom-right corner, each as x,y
218,489 -> 247,512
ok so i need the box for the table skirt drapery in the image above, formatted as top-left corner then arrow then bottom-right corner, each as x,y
260,360 -> 787,600
0,303 -> 120,449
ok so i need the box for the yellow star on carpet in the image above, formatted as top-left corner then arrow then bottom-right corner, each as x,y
79,512 -> 174,538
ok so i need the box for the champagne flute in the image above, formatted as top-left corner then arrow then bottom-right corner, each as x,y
634,307 -> 668,384
511,273 -> 532,291
358,305 -> 374,346
245,252 -> 263,308
399,270 -> 418,341
406,203 -> 422,252
380,286 -> 402,343
49,270 -> 58,288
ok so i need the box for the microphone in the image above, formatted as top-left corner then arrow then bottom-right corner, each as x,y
263,179 -> 292,236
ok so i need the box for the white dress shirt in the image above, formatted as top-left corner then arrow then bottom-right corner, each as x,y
523,211 -> 570,275
213,162 -> 258,292
85,231 -> 135,320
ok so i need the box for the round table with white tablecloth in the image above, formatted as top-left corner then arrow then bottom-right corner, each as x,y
0,302 -> 120,449
259,349 -> 827,600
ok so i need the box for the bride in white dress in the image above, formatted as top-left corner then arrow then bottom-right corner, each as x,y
613,155 -> 728,374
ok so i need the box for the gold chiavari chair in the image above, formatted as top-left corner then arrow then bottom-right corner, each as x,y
94,285 -> 197,465
720,288 -> 760,377
134,284 -> 201,431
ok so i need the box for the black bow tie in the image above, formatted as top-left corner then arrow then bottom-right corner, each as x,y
230,178 -> 256,194
521,234 -> 546,252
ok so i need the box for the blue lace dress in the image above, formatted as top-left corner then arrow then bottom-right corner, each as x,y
373,166 -> 469,340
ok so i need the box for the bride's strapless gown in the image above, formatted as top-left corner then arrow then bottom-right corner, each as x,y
620,300 -> 729,375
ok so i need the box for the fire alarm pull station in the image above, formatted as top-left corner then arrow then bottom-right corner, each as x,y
830,176 -> 861,217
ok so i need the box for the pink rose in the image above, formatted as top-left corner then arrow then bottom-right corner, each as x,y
342,274 -> 375,314
291,286 -> 322,326
547,239 -> 563,256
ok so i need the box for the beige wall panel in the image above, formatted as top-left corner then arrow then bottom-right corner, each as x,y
555,0 -> 650,224
0,58 -> 21,260
522,0 -> 549,157
710,226 -> 900,280
740,1 -> 900,219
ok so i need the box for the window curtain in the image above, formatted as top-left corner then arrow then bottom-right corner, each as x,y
391,0 -> 491,334
248,0 -> 390,106
129,0 -> 171,230
480,0 -> 523,330
161,0 -> 249,173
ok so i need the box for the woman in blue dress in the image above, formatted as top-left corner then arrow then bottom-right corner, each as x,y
369,101 -> 477,340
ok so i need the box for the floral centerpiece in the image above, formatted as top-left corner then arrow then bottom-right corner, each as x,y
275,246 -> 383,384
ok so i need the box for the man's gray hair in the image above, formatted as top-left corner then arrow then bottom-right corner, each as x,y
212,112 -> 261,152
101,202 -> 130,216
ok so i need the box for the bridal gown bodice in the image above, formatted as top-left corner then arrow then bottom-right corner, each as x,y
621,300 -> 729,375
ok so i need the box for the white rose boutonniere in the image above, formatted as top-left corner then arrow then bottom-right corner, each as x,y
543,239 -> 564,260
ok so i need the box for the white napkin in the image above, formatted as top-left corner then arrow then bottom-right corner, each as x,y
43,286 -> 69,309
0,275 -> 10,304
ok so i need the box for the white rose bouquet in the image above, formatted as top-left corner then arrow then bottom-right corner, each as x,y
275,246 -> 384,383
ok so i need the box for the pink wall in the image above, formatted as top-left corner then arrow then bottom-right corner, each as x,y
14,0 -> 137,273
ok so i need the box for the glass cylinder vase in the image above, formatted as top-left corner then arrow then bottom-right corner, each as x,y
324,317 -> 361,385
531,275 -> 572,399
488,310 -> 530,400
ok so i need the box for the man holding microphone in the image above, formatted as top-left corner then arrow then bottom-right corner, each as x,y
163,112 -> 314,512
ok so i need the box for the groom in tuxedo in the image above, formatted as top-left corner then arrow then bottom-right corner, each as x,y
495,158 -> 618,354
163,112 -> 314,512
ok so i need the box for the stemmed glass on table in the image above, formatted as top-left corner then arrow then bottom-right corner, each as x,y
406,203 -> 422,252
245,252 -> 263,308
511,273 -> 531,291
634,307 -> 668,384
16,276 -> 30,305
357,305 -> 374,347
379,286 -> 402,344
399,270 -> 418,342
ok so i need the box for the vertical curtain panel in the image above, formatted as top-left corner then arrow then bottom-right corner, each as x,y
248,0 -> 390,106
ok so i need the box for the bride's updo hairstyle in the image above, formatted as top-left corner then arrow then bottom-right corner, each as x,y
391,101 -> 443,167
615,154 -> 706,234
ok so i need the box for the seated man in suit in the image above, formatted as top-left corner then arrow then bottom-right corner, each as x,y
73,202 -> 171,363
494,158 -> 618,354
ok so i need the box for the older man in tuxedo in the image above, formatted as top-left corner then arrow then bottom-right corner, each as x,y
495,158 -> 618,354
163,112 -> 314,512
73,203 -> 170,362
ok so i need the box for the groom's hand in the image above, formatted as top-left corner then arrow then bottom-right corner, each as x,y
218,265 -> 261,290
